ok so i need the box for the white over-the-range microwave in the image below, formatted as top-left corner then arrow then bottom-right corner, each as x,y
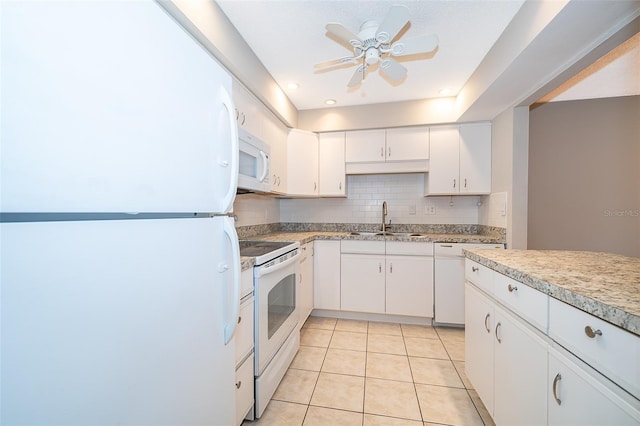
238,127 -> 270,193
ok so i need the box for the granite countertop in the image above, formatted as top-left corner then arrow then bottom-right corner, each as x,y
240,231 -> 504,245
464,249 -> 640,336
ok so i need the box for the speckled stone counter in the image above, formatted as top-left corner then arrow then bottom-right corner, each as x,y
239,230 -> 504,245
464,249 -> 640,336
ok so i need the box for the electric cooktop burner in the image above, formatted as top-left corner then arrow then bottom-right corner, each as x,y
239,240 -> 291,257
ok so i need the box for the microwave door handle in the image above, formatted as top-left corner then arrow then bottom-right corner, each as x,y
258,151 -> 269,183
219,86 -> 239,213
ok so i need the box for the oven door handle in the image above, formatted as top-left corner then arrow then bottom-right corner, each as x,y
254,252 -> 299,278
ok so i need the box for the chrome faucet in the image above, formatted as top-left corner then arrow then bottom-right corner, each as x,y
381,201 -> 388,232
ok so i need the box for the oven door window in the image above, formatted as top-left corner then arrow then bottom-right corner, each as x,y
267,272 -> 295,339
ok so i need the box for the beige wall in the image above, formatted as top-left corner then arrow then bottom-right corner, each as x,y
527,95 -> 640,257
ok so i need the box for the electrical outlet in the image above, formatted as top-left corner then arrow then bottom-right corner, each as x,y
425,205 -> 436,215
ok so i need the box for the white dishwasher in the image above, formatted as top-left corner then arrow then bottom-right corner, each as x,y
433,243 -> 503,325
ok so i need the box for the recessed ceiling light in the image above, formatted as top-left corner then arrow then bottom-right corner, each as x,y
324,99 -> 337,105
287,82 -> 300,90
439,88 -> 453,96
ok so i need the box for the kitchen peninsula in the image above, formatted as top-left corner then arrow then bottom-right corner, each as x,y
464,248 -> 639,425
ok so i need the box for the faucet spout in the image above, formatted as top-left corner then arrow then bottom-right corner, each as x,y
381,201 -> 388,232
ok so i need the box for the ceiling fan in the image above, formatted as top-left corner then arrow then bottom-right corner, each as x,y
316,5 -> 439,87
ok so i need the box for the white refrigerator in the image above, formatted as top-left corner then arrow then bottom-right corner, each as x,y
1,1 -> 240,425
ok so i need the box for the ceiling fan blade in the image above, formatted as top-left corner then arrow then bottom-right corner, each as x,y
326,23 -> 363,48
314,55 -> 359,69
390,34 -> 439,56
375,5 -> 410,43
379,58 -> 407,81
347,64 -> 367,87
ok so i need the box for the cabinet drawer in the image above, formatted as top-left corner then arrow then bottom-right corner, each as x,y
235,295 -> 254,367
235,354 -> 254,425
549,298 -> 640,400
386,241 -> 433,256
341,240 -> 385,254
494,273 -> 548,332
465,260 -> 493,294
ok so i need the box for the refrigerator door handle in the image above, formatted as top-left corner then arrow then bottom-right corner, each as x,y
219,86 -> 239,214
222,217 -> 241,345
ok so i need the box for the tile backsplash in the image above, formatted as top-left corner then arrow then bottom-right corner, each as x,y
233,174 -> 493,228
280,174 -> 481,225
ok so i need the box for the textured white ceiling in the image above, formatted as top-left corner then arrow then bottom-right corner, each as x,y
216,0 -> 525,110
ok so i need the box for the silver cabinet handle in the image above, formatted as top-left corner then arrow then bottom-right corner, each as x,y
472,266 -> 479,272
464,178 -> 467,188
314,182 -> 317,191
339,181 -> 342,190
379,263 -> 382,273
484,313 -> 491,333
584,325 -> 602,338
388,146 -> 391,157
237,316 -> 242,324
508,284 -> 518,292
495,321 -> 502,343
453,178 -> 456,189
552,373 -> 562,405
389,262 -> 393,273
236,380 -> 242,389
380,147 -> 384,157
240,112 -> 246,125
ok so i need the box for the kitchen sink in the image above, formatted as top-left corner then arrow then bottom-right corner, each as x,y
348,231 -> 424,237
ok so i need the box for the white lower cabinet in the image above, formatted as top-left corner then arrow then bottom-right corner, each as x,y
385,254 -> 433,317
548,346 -> 640,425
493,304 -> 548,426
297,242 -> 314,328
340,241 -> 433,318
465,284 -> 495,414
341,253 -> 386,313
235,269 -> 255,425
313,240 -> 341,311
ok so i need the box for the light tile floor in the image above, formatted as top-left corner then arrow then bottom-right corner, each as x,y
244,316 -> 494,426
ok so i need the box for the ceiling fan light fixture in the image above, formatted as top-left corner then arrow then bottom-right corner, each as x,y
365,48 -> 380,65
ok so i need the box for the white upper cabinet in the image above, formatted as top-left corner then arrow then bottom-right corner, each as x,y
318,132 -> 346,197
286,129 -> 319,196
232,79 -> 263,140
345,127 -> 430,174
459,123 -> 492,194
425,122 -> 491,196
385,127 -> 429,161
345,129 -> 386,163
262,110 -> 288,194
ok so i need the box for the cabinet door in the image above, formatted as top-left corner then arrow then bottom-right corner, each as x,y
345,129 -> 386,163
464,283 -> 495,416
459,123 -> 491,194
548,347 -> 640,426
493,305 -> 548,426
232,80 -> 262,139
235,295 -> 254,367
318,132 -> 346,196
298,242 -> 314,325
263,110 -> 288,193
385,255 -> 433,317
287,129 -> 318,196
385,127 -> 429,161
341,254 -> 385,313
426,126 -> 459,194
313,241 -> 341,310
